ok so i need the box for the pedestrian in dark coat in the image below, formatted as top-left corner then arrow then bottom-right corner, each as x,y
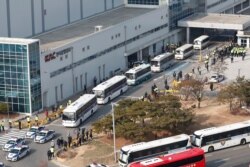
57,138 -> 61,148
210,83 -> 214,91
47,150 -> 51,160
68,135 -> 72,148
86,130 -> 89,140
89,129 -> 93,140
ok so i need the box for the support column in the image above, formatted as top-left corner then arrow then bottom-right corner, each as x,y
237,37 -> 241,46
137,50 -> 143,61
186,27 -> 190,44
247,38 -> 250,48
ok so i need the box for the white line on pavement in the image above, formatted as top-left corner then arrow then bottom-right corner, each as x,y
205,154 -> 213,157
214,158 -> 230,163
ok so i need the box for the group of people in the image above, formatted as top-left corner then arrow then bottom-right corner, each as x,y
172,70 -> 183,81
47,128 -> 93,160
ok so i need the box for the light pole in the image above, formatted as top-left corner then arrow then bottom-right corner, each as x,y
5,96 -> 10,128
111,102 -> 117,162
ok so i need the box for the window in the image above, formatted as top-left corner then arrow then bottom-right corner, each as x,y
138,25 -> 141,29
55,86 -> 58,102
82,47 -> 85,52
135,26 -> 137,30
87,45 -> 90,50
60,57 -> 63,61
111,36 -> 114,40
60,84 -> 63,99
65,54 -> 68,59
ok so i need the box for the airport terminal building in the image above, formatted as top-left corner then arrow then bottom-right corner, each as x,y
0,0 -> 249,115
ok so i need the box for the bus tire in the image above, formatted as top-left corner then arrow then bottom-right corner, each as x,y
208,146 -> 214,152
241,139 -> 246,145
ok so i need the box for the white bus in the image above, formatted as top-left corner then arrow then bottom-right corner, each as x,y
62,94 -> 97,127
191,120 -> 250,153
193,35 -> 210,50
175,44 -> 193,60
119,134 -> 191,167
125,64 -> 151,86
151,52 -> 175,72
92,75 -> 128,104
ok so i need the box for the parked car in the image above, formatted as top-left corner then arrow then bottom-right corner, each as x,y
25,126 -> 45,139
6,145 -> 30,161
34,129 -> 55,143
208,73 -> 224,83
0,162 -> 4,167
87,163 -> 109,167
2,137 -> 26,152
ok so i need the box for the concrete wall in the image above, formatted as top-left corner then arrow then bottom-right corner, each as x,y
0,0 -> 8,37
207,0 -> 246,13
0,0 -> 124,38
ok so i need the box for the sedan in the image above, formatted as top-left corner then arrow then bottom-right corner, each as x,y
34,129 -> 55,143
0,162 -> 4,167
208,73 -> 224,83
2,137 -> 25,152
25,126 -> 45,139
6,145 -> 30,161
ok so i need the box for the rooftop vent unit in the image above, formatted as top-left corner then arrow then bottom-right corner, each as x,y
95,25 -> 103,32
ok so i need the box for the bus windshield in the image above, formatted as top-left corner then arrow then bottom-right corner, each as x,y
62,112 -> 75,121
119,150 -> 128,163
194,40 -> 201,45
176,50 -> 181,54
93,90 -> 105,98
126,73 -> 135,80
151,60 -> 159,66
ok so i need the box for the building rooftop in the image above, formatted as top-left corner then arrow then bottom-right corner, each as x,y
35,7 -> 153,51
0,37 -> 38,45
178,13 -> 250,31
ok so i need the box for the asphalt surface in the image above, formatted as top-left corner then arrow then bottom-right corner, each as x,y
1,42 -> 249,167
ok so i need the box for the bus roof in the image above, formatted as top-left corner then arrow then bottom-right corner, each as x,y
151,52 -> 174,61
129,148 -> 204,167
194,120 -> 250,137
194,35 -> 209,42
125,63 -> 150,74
63,94 -> 96,113
121,134 -> 189,153
92,75 -> 126,91
176,44 -> 193,51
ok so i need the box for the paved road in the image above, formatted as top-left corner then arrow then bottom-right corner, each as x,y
1,41 -> 245,167
206,145 -> 250,167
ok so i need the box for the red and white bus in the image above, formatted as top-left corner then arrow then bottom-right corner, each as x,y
128,148 -> 206,167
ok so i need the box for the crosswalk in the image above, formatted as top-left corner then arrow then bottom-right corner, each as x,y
0,129 -> 27,146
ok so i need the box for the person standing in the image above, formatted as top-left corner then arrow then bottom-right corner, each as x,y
26,116 -> 30,128
35,114 -> 39,126
231,55 -> 234,63
210,83 -> 214,91
50,147 -> 54,158
86,130 -> 89,141
18,120 -> 22,130
57,138 -> 61,149
68,134 -> 72,148
89,129 -> 93,140
45,109 -> 49,120
84,84 -> 87,94
47,149 -> 51,160
1,120 -> 4,132
173,71 -> 176,79
51,140 -> 55,148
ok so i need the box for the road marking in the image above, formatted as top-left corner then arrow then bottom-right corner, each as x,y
214,158 -> 230,163
0,129 -> 27,146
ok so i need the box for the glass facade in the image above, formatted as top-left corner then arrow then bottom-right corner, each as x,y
128,0 -> 159,5
0,41 -> 41,114
169,0 -> 205,31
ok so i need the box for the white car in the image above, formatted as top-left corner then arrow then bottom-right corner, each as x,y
0,162 -> 4,167
208,73 -> 224,83
25,126 -> 45,139
2,137 -> 25,152
6,145 -> 30,161
34,129 -> 55,143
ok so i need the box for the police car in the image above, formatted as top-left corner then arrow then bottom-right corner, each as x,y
34,129 -> 55,143
25,126 -> 45,139
6,145 -> 30,161
0,162 -> 4,167
2,137 -> 26,152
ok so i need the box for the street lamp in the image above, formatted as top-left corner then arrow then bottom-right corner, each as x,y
5,96 -> 10,128
111,102 -> 118,162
